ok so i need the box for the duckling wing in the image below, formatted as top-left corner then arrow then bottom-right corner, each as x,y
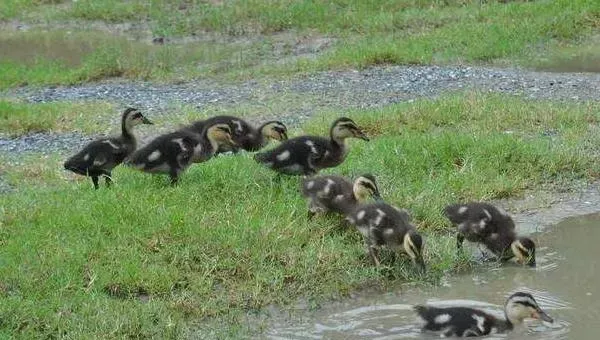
128,132 -> 198,173
302,176 -> 353,212
64,138 -> 127,175
254,136 -> 328,175
414,306 -> 496,337
444,202 -> 507,240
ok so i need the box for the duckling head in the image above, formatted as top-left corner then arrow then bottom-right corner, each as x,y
511,237 -> 536,267
352,174 -> 381,202
260,121 -> 288,141
403,230 -> 426,272
330,117 -> 369,143
123,107 -> 153,131
504,292 -> 553,326
207,124 -> 237,147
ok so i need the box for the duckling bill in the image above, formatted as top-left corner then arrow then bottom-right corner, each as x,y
254,117 -> 368,176
63,107 -> 153,189
414,291 -> 553,337
444,202 -> 536,266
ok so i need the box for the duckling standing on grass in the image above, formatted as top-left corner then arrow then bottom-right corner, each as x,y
254,117 -> 369,176
301,174 -> 381,219
346,202 -> 426,271
127,123 -> 236,185
63,107 -> 153,189
187,116 -> 288,154
414,291 -> 553,337
444,202 -> 536,266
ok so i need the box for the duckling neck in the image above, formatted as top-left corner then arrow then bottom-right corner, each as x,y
498,317 -> 514,333
330,135 -> 345,149
121,121 -> 136,145
204,132 -> 219,155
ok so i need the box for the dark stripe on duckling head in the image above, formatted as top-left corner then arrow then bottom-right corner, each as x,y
516,237 -> 536,266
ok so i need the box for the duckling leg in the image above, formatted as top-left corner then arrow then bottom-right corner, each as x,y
169,165 -> 179,187
104,172 -> 112,187
91,176 -> 99,190
367,245 -> 381,267
456,233 -> 465,252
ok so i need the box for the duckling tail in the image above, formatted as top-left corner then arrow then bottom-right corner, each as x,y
63,158 -> 77,171
253,152 -> 266,163
412,305 -> 429,317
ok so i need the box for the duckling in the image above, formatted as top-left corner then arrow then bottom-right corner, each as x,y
128,123 -> 236,185
444,202 -> 536,266
187,116 -> 287,154
414,291 -> 553,337
301,174 -> 381,219
63,107 -> 153,189
254,117 -> 369,176
346,202 -> 425,270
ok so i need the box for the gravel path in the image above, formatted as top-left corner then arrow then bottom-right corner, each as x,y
2,65 -> 600,156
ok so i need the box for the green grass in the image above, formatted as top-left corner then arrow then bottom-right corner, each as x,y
1,0 -> 599,87
1,93 -> 600,337
0,29 -> 266,89
0,100 -> 114,136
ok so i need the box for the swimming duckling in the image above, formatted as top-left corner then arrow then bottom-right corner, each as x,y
414,291 -> 553,337
254,117 -> 369,176
63,107 -> 153,189
444,202 -> 536,266
346,202 -> 425,270
187,116 -> 288,154
301,174 -> 381,219
128,123 -> 236,185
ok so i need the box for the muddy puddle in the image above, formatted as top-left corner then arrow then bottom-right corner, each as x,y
267,212 -> 600,339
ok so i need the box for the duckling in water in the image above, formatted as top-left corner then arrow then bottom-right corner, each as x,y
301,174 -> 381,219
414,291 -> 553,337
63,107 -> 153,189
346,202 -> 425,271
444,202 -> 536,266
128,123 -> 236,185
187,116 -> 288,155
254,117 -> 369,176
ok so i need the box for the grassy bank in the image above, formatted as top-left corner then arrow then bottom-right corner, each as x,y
0,100 -> 116,136
1,93 -> 600,337
1,0 -> 599,88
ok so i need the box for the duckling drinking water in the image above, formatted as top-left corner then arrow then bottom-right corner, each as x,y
128,123 -> 236,185
301,174 -> 381,219
63,107 -> 153,189
444,202 -> 536,266
187,115 -> 288,154
254,117 -> 369,176
414,291 -> 553,337
346,202 -> 425,271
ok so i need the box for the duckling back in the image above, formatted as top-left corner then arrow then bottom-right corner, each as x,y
254,136 -> 336,176
128,130 -> 200,174
301,175 -> 356,215
64,138 -> 129,176
349,202 -> 413,244
414,304 -> 505,337
444,202 -> 515,242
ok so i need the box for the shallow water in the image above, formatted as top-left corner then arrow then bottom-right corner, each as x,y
268,212 -> 600,339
